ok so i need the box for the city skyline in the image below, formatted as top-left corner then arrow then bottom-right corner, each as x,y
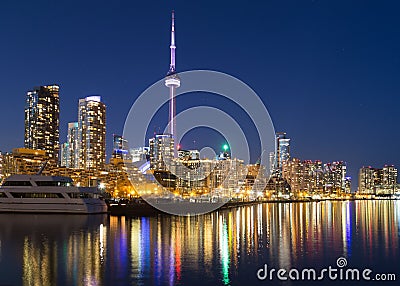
0,1 -> 399,187
0,3 -> 399,285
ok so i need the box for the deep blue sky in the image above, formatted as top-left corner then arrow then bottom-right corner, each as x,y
1,0 -> 399,188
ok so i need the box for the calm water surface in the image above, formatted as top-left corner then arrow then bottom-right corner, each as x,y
0,200 -> 399,285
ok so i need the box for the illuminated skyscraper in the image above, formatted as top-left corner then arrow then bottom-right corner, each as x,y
24,85 -> 60,162
274,132 -> 290,175
67,122 -> 80,168
165,11 -> 180,157
358,166 -> 379,194
130,147 -> 149,163
324,161 -> 347,193
60,122 -> 80,168
60,142 -> 69,167
78,96 -> 106,170
112,134 -> 131,161
149,134 -> 174,171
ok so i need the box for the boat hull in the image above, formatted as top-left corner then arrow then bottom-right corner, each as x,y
0,198 -> 108,214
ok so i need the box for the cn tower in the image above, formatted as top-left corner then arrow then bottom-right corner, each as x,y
165,11 -> 180,157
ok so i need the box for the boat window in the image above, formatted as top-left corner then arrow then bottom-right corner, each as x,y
68,193 -> 80,198
9,192 -> 64,198
68,193 -> 93,199
80,193 -> 93,198
36,181 -> 73,187
0,192 -> 7,198
2,181 -> 32,186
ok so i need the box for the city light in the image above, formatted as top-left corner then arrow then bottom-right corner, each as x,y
99,183 -> 106,190
0,5 -> 399,286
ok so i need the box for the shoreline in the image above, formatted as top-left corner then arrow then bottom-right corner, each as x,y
107,196 -> 399,216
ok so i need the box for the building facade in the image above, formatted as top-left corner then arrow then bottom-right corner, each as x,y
60,122 -> 80,168
358,165 -> 397,195
271,132 -> 290,176
149,134 -> 174,171
67,122 -> 80,168
78,96 -> 106,170
282,158 -> 349,197
24,85 -> 60,162
130,147 -> 149,163
1,148 -> 54,177
0,151 -> 3,183
112,135 -> 131,161
60,142 -> 69,167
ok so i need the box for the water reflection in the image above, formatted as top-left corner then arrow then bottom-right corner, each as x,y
0,214 -> 106,286
0,201 -> 399,285
101,201 -> 400,285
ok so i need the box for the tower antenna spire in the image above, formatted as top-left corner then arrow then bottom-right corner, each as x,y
165,10 -> 180,157
169,10 -> 176,74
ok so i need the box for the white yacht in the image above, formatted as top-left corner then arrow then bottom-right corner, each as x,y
0,174 -> 108,214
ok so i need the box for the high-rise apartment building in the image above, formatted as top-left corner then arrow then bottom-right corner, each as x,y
130,147 -> 149,163
67,122 -> 80,168
273,132 -> 290,176
382,165 -> 397,186
358,166 -> 380,194
60,142 -> 69,167
323,161 -> 347,193
60,122 -> 80,168
149,134 -> 174,171
358,165 -> 397,195
112,134 -> 131,161
78,96 -> 106,170
282,158 -> 348,195
24,85 -> 60,162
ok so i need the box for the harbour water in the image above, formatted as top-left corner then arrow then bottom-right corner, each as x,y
0,200 -> 399,285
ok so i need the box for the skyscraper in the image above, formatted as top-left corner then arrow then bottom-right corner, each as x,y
24,85 -> 60,162
112,134 -> 131,161
60,122 -> 80,168
358,166 -> 380,194
130,147 -> 149,163
274,132 -> 290,176
78,96 -> 106,170
149,134 -> 174,171
60,142 -> 69,167
165,11 -> 180,157
67,122 -> 80,168
323,161 -> 347,193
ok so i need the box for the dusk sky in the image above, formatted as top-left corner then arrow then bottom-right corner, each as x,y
0,0 -> 399,188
